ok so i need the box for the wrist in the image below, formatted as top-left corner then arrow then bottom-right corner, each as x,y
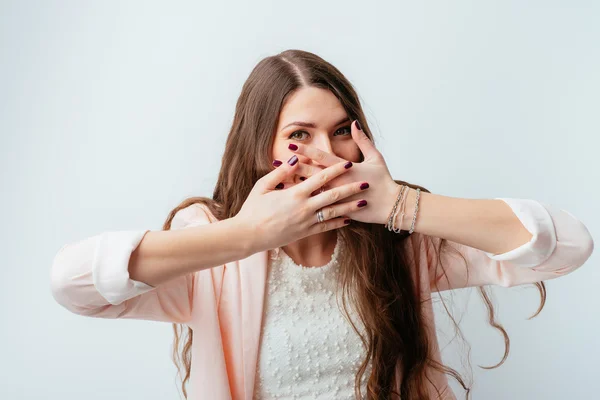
399,188 -> 418,231
229,215 -> 261,258
381,182 -> 401,225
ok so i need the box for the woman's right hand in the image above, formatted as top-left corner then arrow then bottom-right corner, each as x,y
235,155 -> 370,254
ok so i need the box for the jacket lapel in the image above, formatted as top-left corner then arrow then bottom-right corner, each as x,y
238,250 -> 269,399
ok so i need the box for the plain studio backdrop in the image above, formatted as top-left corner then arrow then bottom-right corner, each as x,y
1,1 -> 598,399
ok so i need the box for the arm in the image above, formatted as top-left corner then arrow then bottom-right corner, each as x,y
397,189 -> 594,290
50,204 -> 253,322
400,189 -> 536,256
127,205 -> 253,287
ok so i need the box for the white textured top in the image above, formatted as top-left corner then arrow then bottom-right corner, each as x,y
253,233 -> 372,399
50,198 -> 593,399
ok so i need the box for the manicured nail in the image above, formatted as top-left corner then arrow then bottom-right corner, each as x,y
360,183 -> 369,190
272,159 -> 282,167
357,200 -> 367,207
344,161 -> 353,169
344,219 -> 351,225
275,183 -> 284,189
299,176 -> 306,181
355,120 -> 362,131
288,143 -> 298,151
287,155 -> 298,166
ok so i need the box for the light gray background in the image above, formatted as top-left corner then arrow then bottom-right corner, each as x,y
1,1 -> 598,399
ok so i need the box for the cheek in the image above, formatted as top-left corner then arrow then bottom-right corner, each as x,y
336,142 -> 361,162
271,141 -> 289,163
271,142 -> 303,174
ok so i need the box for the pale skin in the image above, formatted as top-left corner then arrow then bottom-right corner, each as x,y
272,87 -> 533,267
128,87 -> 532,286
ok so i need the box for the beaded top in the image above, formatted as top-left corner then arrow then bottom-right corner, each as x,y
254,233 -> 371,399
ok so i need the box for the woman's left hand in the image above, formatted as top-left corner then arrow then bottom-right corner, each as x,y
289,120 -> 401,225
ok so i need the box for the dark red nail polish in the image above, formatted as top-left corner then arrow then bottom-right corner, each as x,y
288,143 -> 298,151
272,160 -> 282,167
344,219 -> 351,224
360,183 -> 369,190
287,155 -> 298,166
275,183 -> 284,189
344,161 -> 353,169
300,176 -> 306,181
355,120 -> 362,131
357,200 -> 367,207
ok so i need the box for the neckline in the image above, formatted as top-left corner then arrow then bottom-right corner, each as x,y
272,233 -> 343,273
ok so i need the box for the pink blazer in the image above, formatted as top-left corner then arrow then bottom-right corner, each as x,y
50,198 -> 594,399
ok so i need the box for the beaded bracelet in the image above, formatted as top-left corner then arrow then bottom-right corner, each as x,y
385,185 -> 421,234
409,188 -> 421,234
386,185 -> 405,231
391,185 -> 408,233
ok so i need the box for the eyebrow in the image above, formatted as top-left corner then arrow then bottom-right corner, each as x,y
280,116 -> 350,132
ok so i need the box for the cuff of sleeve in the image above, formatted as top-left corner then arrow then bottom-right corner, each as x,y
484,198 -> 557,268
92,229 -> 156,305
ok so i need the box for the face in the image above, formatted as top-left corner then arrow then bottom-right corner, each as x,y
271,86 -> 362,187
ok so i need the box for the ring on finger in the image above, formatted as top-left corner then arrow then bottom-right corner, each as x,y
316,209 -> 325,223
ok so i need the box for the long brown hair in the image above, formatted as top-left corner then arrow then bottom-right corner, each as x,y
162,50 -> 546,399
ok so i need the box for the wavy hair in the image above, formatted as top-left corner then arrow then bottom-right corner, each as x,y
161,50 -> 546,399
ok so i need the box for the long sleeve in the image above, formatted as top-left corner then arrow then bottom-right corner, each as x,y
50,203 -> 211,323
418,198 -> 594,292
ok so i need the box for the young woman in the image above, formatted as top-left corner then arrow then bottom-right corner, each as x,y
50,50 -> 594,400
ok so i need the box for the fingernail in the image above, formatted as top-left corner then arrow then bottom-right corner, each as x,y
360,183 -> 369,190
288,143 -> 298,151
344,219 -> 351,224
287,155 -> 298,166
344,161 -> 353,169
299,176 -> 306,181
357,200 -> 367,207
355,120 -> 362,131
272,159 -> 282,167
275,183 -> 284,189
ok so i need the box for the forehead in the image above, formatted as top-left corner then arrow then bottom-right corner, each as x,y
276,87 -> 346,129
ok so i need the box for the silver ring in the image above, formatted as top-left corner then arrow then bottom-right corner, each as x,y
316,209 -> 325,223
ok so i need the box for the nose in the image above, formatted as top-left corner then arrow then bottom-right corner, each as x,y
309,134 -> 333,165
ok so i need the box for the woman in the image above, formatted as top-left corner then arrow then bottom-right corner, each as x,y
50,50 -> 594,399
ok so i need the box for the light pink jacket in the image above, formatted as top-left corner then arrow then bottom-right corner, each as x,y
50,198 -> 594,399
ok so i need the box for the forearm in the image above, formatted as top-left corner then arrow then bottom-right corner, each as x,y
128,216 -> 254,287
398,188 -> 533,255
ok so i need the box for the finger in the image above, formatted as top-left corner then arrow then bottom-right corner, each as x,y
317,197 -> 367,224
306,216 -> 352,235
297,160 -> 354,196
295,162 -> 325,181
308,180 -> 369,211
350,120 -> 379,160
258,155 -> 300,192
288,142 -> 345,167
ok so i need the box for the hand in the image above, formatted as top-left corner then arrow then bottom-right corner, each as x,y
235,155 -> 371,254
288,120 -> 400,225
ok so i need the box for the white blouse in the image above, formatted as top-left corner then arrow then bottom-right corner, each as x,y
254,233 -> 372,399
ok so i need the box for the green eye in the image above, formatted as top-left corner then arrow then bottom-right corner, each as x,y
289,131 -> 309,140
334,126 -> 352,136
